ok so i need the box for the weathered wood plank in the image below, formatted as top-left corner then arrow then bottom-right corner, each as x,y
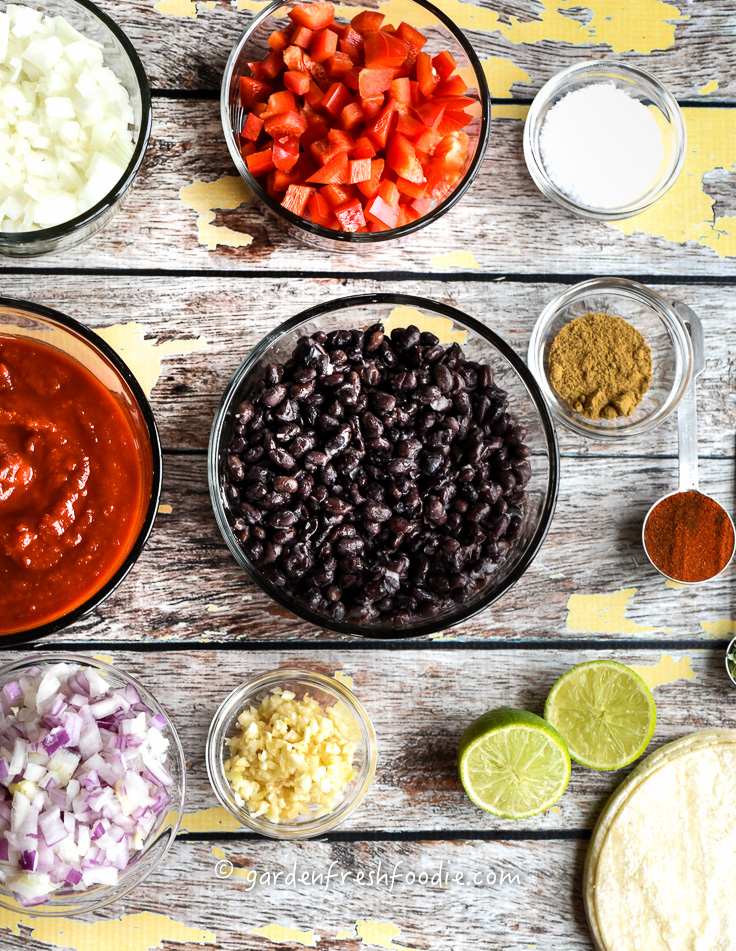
31,449 -> 735,644
1,99 -> 735,275
0,648 -> 723,835
0,838 -> 590,951
91,0 -> 736,101
1,275 -> 733,457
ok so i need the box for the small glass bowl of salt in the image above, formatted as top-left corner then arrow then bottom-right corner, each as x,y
523,61 -> 686,220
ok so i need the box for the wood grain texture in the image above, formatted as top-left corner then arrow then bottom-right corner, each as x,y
1,99 -> 736,275
0,838 -> 590,951
1,274 -> 734,458
91,0 -> 735,100
0,648 -> 723,836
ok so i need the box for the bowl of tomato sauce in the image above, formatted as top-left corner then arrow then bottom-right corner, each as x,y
221,0 -> 491,247
0,298 -> 162,644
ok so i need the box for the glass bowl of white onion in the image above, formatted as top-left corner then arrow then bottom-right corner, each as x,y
0,0 -> 152,257
0,654 -> 185,915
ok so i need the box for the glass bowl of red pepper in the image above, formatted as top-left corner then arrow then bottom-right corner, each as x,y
221,0 -> 491,246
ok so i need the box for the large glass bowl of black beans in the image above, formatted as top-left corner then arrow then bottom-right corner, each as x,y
209,295 -> 559,638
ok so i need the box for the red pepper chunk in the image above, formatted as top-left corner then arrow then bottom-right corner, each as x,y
321,81 -> 352,117
349,157 -> 372,183
311,27 -> 338,63
272,134 -> 300,171
363,31 -> 408,69
333,196 -> 366,231
246,147 -> 275,177
358,67 -> 393,98
241,112 -> 264,141
364,194 -> 399,228
308,190 -> 336,226
264,110 -> 308,137
283,70 -> 310,95
385,132 -> 425,184
289,2 -> 334,31
281,184 -> 313,215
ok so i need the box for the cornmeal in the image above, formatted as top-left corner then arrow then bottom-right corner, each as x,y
585,730 -> 736,951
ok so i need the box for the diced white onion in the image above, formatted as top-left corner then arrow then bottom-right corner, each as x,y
0,4 -> 135,232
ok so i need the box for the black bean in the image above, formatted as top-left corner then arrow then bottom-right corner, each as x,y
362,501 -> 392,522
262,384 -> 287,407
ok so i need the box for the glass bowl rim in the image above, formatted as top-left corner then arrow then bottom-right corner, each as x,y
208,291 -> 560,638
206,667 -> 377,839
522,59 -> 687,221
725,635 -> 736,687
220,0 -> 491,244
0,0 -> 153,247
527,277 -> 693,440
0,296 -> 163,644
0,651 -> 186,916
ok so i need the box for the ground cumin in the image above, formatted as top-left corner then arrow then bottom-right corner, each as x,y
549,312 -> 652,420
644,490 -> 735,583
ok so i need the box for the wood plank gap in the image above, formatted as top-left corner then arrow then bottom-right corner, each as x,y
18,638 -> 729,652
176,828 -> 592,843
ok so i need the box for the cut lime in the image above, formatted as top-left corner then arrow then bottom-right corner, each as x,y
544,660 -> 656,771
458,707 -> 571,819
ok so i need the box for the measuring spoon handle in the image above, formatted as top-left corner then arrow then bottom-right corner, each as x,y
674,302 -> 705,493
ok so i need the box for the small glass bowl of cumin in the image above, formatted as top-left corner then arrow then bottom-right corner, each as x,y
528,278 -> 693,440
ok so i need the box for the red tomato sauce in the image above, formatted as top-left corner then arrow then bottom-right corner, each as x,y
0,335 -> 146,635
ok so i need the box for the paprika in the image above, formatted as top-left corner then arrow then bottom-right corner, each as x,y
643,490 -> 735,583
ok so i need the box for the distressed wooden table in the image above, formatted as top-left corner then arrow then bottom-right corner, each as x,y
2,2 -> 735,950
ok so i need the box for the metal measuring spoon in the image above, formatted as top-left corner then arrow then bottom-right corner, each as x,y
642,301 -> 735,585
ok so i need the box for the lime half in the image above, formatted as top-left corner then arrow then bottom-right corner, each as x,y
544,660 -> 656,771
458,708 -> 571,819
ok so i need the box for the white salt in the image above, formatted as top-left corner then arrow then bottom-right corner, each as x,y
539,82 -> 665,209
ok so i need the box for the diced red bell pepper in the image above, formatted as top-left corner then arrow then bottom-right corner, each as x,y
322,183 -> 357,207
358,67 -> 393,98
302,53 -> 330,90
264,110 -> 308,137
378,178 -> 400,209
281,184 -> 313,216
388,77 -> 411,105
306,152 -> 349,184
356,157 -> 384,198
396,176 -> 427,199
365,99 -> 397,148
308,190 -> 336,227
333,196 -> 366,232
416,52 -> 439,98
311,27 -> 338,63
272,133 -> 300,171
396,22 -> 427,57
240,140 -> 257,160
351,11 -> 385,33
364,194 -> 399,228
283,45 -> 305,71
328,127 -> 355,152
360,95 -> 384,120
415,100 -> 445,130
339,100 -> 365,130
326,51 -> 354,77
289,2 -> 334,31
264,90 -> 296,117
395,111 -> 424,137
386,132 -> 425,184
284,70 -> 310,95
435,75 -> 468,97
240,76 -> 272,109
246,147 -> 275,177
343,67 -> 361,91
432,50 -> 457,81
349,157 -> 372,183
270,167 -> 300,191
321,81 -> 352,118
241,111 -> 264,142
353,134 -> 377,159
259,50 -> 284,80
302,119 -> 329,147
437,109 -> 471,134
413,127 -> 443,153
292,25 -> 314,49
304,79 -> 325,110
364,31 -> 407,69
268,29 -> 291,52
340,27 -> 364,53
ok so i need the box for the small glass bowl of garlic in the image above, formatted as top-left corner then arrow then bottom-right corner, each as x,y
0,0 -> 151,257
206,669 -> 377,839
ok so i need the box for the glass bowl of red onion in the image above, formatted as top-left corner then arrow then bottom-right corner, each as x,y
0,654 -> 185,915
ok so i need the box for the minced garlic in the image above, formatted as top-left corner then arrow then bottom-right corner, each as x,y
224,688 -> 359,823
